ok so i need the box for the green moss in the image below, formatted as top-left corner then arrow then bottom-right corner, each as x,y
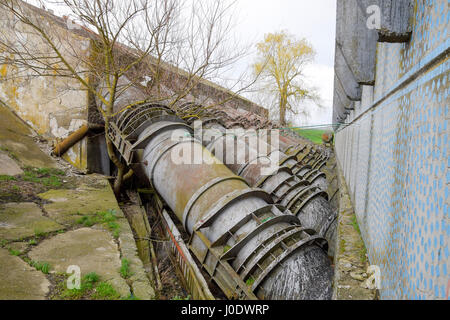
76,216 -> 96,227
359,246 -> 367,264
34,229 -> 47,238
246,276 -> 255,287
22,167 -> 64,187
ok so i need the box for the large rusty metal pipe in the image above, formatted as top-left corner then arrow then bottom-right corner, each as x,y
199,120 -> 337,258
108,103 -> 333,300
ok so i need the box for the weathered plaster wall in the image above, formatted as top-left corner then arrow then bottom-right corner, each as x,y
333,0 -> 449,299
0,3 -> 89,169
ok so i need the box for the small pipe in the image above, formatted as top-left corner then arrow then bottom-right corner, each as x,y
52,124 -> 89,156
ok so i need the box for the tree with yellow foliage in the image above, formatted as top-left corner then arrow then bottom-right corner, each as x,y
253,30 -> 321,126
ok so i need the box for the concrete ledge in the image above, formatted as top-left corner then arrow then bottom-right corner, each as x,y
332,154 -> 377,300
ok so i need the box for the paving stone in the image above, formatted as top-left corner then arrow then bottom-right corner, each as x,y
0,248 -> 50,300
28,227 -> 130,297
132,280 -> 155,300
0,202 -> 64,241
38,179 -> 123,225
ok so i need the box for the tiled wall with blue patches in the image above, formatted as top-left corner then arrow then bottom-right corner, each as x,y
354,113 -> 372,230
335,0 -> 449,300
374,0 -> 449,102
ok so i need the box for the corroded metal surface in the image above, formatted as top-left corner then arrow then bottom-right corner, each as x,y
109,104 -> 333,300
200,120 -> 337,258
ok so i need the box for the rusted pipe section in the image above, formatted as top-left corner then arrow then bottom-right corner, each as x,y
108,103 -> 333,300
199,120 -> 337,258
52,124 -> 89,156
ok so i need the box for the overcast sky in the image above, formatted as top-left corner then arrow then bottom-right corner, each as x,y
231,0 -> 337,126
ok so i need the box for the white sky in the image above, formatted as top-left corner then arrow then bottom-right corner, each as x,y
230,0 -> 337,127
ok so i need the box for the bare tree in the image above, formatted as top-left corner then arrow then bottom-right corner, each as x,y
0,0 -> 252,195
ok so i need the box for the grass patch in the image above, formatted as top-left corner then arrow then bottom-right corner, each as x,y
9,249 -> 21,256
351,215 -> 361,235
81,272 -> 100,292
77,209 -> 120,238
28,239 -> 37,245
22,167 -> 65,187
292,129 -> 326,144
246,276 -> 255,287
32,261 -> 51,274
34,229 -> 47,238
92,282 -> 120,300
59,272 -> 100,299
0,175 -> 17,181
359,246 -> 367,263
119,258 -> 132,279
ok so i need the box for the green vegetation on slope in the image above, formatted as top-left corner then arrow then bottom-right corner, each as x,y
292,129 -> 326,145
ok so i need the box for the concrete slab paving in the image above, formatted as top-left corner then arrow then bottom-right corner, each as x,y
0,202 -> 64,241
0,248 -> 50,300
28,227 -> 130,298
0,151 -> 23,176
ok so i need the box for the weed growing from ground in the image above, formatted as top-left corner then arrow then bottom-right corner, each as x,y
8,249 -> 21,256
77,209 -> 120,238
22,167 -> 65,187
32,261 -> 51,274
120,258 -> 132,279
34,229 -> 47,238
246,277 -> 255,286
0,175 -> 17,181
93,282 -> 120,300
